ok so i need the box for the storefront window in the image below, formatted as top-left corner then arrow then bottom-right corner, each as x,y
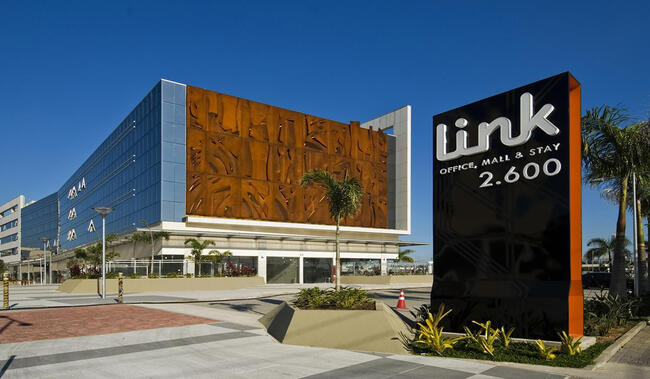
267,257 -> 299,283
341,259 -> 380,276
304,258 -> 332,283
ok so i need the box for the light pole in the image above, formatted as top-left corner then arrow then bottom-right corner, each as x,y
93,207 -> 113,299
40,237 -> 49,285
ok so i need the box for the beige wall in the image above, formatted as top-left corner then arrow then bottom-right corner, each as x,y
58,276 -> 264,294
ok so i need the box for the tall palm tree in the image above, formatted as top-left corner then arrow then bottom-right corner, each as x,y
582,107 -> 650,297
301,170 -> 363,290
635,174 -> 650,293
184,237 -> 215,277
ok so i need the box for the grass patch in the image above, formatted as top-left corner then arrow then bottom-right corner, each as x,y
410,340 -> 611,368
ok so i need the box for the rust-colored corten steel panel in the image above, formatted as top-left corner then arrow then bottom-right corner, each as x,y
186,86 -> 388,228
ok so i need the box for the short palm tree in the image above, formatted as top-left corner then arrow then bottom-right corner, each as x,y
184,237 -> 215,276
582,106 -> 650,297
585,237 -> 630,265
301,170 -> 363,290
131,220 -> 171,274
209,249 -> 233,275
398,249 -> 415,263
398,249 -> 415,273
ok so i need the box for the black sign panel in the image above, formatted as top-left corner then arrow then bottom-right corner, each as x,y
431,73 -> 582,339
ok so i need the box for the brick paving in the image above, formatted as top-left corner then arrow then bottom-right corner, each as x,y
610,325 -> 650,366
0,305 -> 215,344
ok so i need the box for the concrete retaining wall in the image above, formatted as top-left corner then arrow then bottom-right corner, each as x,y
57,276 -> 264,294
340,275 -> 433,285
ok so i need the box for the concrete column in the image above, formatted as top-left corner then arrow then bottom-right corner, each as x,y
258,256 -> 266,283
185,257 -> 195,276
381,257 -> 388,276
299,255 -> 304,284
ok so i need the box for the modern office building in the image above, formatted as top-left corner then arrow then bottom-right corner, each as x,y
18,79 -> 416,283
0,195 -> 25,276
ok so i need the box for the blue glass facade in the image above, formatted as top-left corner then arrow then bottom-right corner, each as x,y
17,79 -> 187,253
21,192 -> 59,248
59,82 -> 162,251
161,80 -> 187,221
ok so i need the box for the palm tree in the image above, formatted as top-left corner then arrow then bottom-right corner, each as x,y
582,107 -> 650,297
398,249 -> 415,263
208,250 -> 233,275
301,170 -> 363,290
184,237 -> 215,277
131,220 -> 171,275
398,248 -> 415,274
585,237 -> 630,266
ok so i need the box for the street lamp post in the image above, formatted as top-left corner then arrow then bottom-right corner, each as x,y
93,207 -> 113,299
40,237 -> 49,285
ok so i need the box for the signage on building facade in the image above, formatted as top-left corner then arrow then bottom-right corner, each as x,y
431,73 -> 582,339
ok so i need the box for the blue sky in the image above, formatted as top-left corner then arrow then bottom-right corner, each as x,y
1,1 -> 648,262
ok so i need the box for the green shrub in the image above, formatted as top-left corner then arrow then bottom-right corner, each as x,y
200,274 -> 212,278
105,272 -> 119,279
184,273 -> 193,278
584,290 -> 639,335
498,326 -> 515,348
558,331 -> 582,355
534,340 -> 558,360
463,321 -> 500,356
148,273 -> 160,279
293,287 -> 374,310
126,273 -> 139,279
165,272 -> 179,278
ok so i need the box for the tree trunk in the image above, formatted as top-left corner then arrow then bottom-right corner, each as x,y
335,218 -> 341,291
637,200 -> 648,294
646,214 -> 650,292
150,237 -> 155,275
611,176 -> 629,298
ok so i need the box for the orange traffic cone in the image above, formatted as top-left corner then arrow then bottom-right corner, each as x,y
396,289 -> 407,309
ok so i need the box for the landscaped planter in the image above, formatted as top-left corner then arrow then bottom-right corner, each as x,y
340,275 -> 433,285
259,301 -> 411,354
58,276 -> 264,294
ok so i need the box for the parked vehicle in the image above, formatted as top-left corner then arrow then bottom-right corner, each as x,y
582,272 -> 634,290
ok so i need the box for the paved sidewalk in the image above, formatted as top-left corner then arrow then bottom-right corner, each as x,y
0,303 -> 573,379
595,325 -> 650,379
3,282 -> 431,309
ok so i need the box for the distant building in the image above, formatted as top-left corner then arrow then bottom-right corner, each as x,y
0,195 -> 25,276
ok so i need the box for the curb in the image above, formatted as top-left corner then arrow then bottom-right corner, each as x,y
588,321 -> 646,370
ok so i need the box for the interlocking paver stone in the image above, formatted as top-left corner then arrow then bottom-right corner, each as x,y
0,305 -> 215,344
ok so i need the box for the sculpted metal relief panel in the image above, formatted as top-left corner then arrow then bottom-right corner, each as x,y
186,85 -> 388,228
